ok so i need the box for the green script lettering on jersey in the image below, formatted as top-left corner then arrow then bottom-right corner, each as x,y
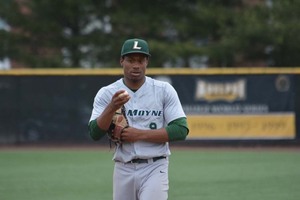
127,109 -> 162,117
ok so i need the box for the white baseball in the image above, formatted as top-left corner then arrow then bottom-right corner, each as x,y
118,90 -> 129,98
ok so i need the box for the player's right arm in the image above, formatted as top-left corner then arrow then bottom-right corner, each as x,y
88,90 -> 130,140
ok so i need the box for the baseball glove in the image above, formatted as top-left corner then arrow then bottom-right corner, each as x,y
107,106 -> 129,144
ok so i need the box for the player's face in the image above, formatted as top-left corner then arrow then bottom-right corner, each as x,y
121,53 -> 149,85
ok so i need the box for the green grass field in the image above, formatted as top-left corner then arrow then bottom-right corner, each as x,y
1,147 -> 299,200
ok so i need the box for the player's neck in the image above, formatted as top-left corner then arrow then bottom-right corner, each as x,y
123,77 -> 145,91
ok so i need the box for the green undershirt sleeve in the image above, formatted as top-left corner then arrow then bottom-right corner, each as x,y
165,117 -> 189,141
88,119 -> 107,141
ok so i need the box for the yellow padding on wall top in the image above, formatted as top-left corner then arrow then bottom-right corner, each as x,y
1,67 -> 300,76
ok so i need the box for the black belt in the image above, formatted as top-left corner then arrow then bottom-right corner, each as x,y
127,156 -> 166,164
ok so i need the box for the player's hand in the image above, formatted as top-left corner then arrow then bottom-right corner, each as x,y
109,90 -> 130,111
120,127 -> 141,143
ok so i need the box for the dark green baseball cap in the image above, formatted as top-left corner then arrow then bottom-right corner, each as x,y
121,38 -> 151,57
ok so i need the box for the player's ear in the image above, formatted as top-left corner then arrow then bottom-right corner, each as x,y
145,56 -> 149,65
120,56 -> 124,67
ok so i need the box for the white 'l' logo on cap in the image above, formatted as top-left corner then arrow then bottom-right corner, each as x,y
133,41 -> 142,49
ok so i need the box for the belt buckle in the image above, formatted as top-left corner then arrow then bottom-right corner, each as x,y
128,159 -> 137,164
129,158 -> 146,164
128,160 -> 134,164
128,156 -> 166,164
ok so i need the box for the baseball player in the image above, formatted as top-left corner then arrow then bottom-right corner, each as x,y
88,38 -> 189,200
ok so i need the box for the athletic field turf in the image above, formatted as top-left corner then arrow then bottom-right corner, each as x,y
1,147 -> 299,200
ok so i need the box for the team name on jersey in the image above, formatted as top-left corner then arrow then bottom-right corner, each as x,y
127,109 -> 162,117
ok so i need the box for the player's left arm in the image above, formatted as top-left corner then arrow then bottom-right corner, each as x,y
121,117 -> 189,143
165,117 -> 189,141
162,83 -> 189,141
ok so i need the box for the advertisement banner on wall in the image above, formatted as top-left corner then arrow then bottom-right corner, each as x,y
154,74 -> 296,139
0,69 -> 297,143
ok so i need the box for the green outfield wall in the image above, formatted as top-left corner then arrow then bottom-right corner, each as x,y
0,68 -> 299,145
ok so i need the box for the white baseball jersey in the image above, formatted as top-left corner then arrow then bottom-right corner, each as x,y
89,76 -> 186,163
